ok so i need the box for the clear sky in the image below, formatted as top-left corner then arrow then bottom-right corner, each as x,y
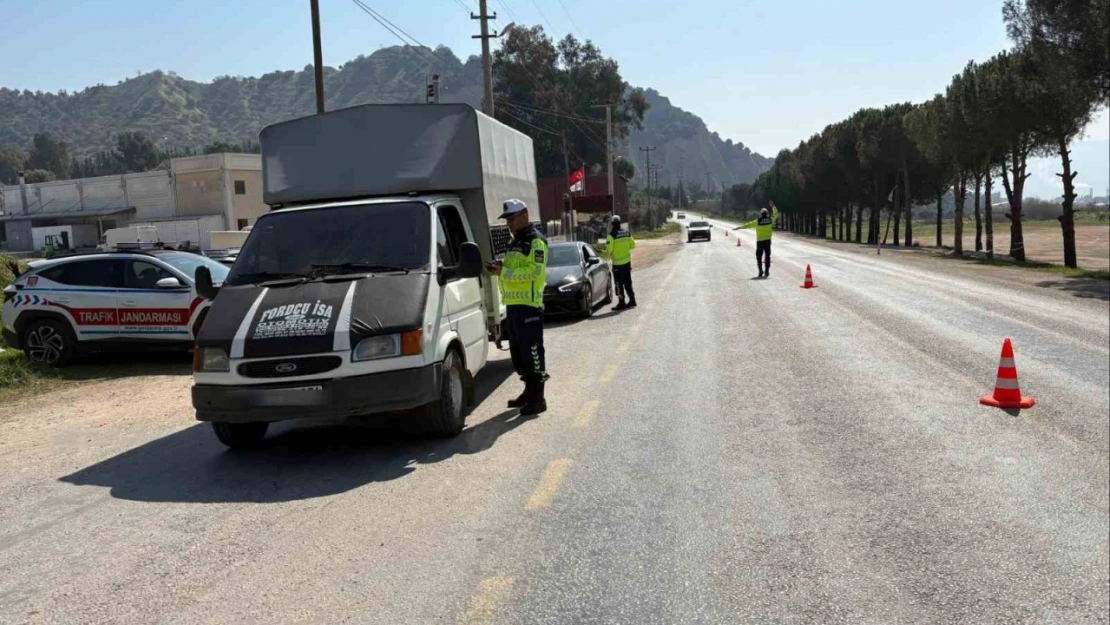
0,0 -> 1106,157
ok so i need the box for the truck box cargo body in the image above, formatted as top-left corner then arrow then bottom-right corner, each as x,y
261,103 -> 538,263
192,104 -> 540,447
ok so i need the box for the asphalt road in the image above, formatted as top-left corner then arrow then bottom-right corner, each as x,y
1,221 -> 1107,624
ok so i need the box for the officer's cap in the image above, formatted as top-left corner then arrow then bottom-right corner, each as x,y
499,199 -> 529,219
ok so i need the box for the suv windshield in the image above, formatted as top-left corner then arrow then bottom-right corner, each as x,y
690,221 -> 709,228
155,252 -> 231,284
225,202 -> 430,286
548,245 -> 581,267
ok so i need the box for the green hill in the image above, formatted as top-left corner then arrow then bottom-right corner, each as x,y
0,46 -> 769,187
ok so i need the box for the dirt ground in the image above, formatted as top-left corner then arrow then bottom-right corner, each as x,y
906,220 -> 1109,270
630,234 -> 681,268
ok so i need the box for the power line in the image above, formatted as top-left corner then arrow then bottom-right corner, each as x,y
497,107 -> 560,136
497,97 -> 606,125
448,0 -> 470,13
554,0 -> 583,39
349,0 -> 450,69
499,97 -> 608,151
528,0 -> 557,33
495,0 -> 519,22
498,108 -> 588,164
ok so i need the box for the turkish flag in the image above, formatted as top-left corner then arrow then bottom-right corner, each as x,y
568,167 -> 585,193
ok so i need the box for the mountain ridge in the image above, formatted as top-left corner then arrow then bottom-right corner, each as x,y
0,45 -> 771,188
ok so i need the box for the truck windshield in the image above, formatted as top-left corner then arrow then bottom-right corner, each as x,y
225,202 -> 430,286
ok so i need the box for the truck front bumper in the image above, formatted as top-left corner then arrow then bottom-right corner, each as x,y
192,364 -> 442,423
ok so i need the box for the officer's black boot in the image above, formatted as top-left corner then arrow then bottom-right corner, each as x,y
628,297 -> 637,308
758,262 -> 764,278
520,381 -> 547,416
508,380 -> 533,408
614,298 -> 628,311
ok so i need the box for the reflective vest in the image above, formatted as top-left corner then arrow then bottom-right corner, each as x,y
738,205 -> 780,241
606,230 -> 636,266
499,226 -> 548,308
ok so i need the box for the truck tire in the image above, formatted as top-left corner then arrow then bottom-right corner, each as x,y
423,350 -> 466,438
211,421 -> 269,449
22,318 -> 76,367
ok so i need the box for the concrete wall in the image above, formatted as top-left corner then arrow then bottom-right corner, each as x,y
231,169 -> 267,226
0,171 -> 174,221
171,153 -> 262,225
0,153 -> 263,251
173,169 -> 225,218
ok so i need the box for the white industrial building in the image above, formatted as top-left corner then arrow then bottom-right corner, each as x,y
0,153 -> 266,253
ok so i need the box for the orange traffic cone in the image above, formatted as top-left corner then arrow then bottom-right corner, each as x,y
736,237 -> 742,248
800,264 -> 817,289
980,338 -> 1036,409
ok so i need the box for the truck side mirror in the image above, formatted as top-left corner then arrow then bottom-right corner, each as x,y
439,242 -> 483,285
456,242 -> 482,279
195,266 -> 219,299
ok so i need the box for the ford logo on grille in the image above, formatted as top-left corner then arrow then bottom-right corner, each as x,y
275,362 -> 298,374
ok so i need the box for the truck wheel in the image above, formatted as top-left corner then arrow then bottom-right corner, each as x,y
424,351 -> 466,438
22,319 -> 76,367
211,421 -> 269,449
580,291 -> 594,318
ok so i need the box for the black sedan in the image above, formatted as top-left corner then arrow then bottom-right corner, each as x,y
543,242 -> 613,318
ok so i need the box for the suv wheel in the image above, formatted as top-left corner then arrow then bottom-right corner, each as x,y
211,422 -> 269,449
424,350 -> 466,438
22,319 -> 76,367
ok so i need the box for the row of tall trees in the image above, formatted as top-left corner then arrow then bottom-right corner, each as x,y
0,132 -> 261,186
721,0 -> 1107,267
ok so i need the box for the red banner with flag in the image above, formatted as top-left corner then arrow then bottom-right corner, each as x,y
568,167 -> 585,193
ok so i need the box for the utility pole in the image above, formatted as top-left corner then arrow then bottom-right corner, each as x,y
310,0 -> 325,114
471,0 -> 497,116
677,154 -> 684,210
640,146 -> 656,219
563,131 -> 576,233
591,104 -> 616,213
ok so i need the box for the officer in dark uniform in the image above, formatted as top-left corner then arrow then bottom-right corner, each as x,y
488,199 -> 549,415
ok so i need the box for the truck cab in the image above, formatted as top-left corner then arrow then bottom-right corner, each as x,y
190,103 -> 537,448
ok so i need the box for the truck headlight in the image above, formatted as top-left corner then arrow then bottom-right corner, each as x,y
558,281 -> 585,293
194,347 -> 229,372
352,330 -> 423,362
352,334 -> 400,361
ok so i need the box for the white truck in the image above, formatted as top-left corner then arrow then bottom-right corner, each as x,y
98,225 -> 160,251
189,103 -> 539,448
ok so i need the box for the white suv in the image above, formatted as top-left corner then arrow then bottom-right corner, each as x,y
3,251 -> 230,366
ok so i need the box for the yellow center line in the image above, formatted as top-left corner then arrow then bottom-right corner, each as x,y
598,363 -> 618,384
459,576 -> 514,625
574,399 -> 600,428
526,458 -> 573,511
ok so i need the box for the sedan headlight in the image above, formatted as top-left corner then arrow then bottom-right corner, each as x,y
194,347 -> 229,372
558,281 -> 586,293
352,334 -> 401,361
